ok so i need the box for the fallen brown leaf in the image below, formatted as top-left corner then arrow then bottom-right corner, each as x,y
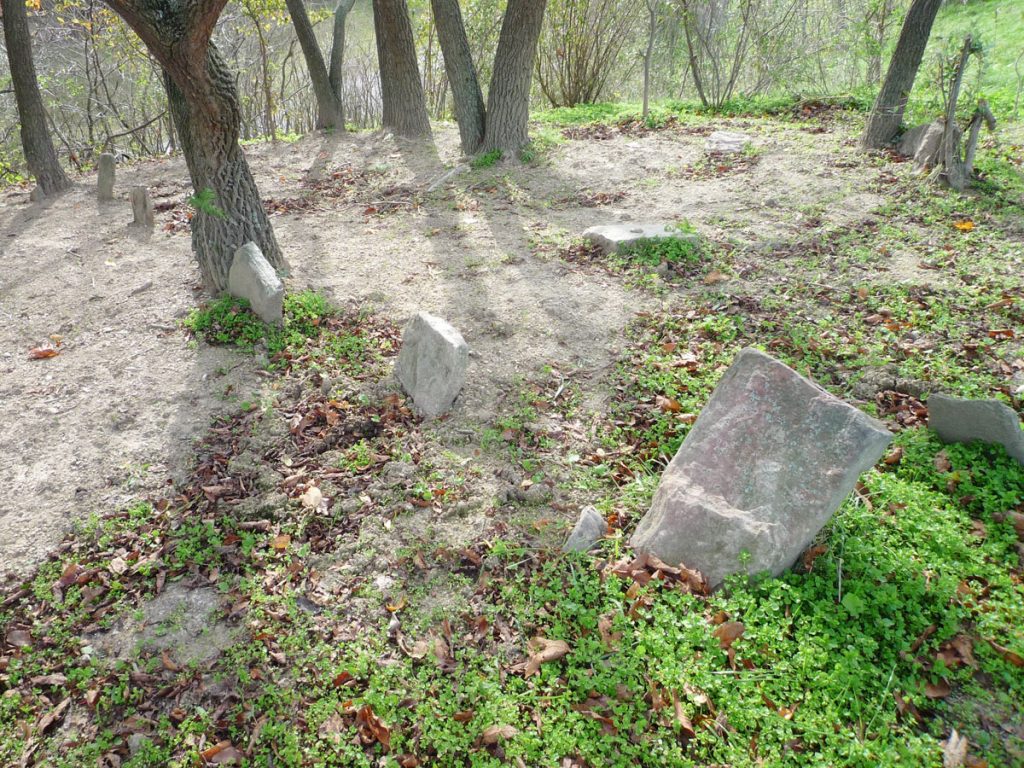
481,724 -> 518,744
525,637 -> 571,676
712,621 -> 745,650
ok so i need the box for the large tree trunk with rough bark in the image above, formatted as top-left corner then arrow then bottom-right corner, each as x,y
430,0 -> 485,153
482,0 -> 546,156
1,0 -> 71,196
285,0 -> 344,129
101,0 -> 284,293
329,0 -> 356,103
372,0 -> 432,138
861,0 -> 942,149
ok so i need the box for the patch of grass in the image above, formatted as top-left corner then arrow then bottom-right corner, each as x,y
471,149 -> 502,169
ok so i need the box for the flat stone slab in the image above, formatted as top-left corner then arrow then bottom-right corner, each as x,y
929,394 -> 1024,465
395,312 -> 469,418
583,223 -> 699,255
706,131 -> 751,154
87,584 -> 240,666
228,242 -> 284,325
631,348 -> 891,590
563,505 -> 607,553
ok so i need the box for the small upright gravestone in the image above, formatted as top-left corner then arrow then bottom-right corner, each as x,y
227,242 -> 284,325
395,312 -> 469,419
928,393 -> 1024,466
129,186 -> 154,228
97,153 -> 116,201
631,348 -> 891,590
583,223 -> 699,255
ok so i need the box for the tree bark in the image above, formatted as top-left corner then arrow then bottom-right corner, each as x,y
102,0 -> 284,293
430,0 -> 485,153
482,0 -> 546,156
1,0 -> 71,196
329,0 -> 356,104
372,0 -> 432,138
860,0 -> 943,149
286,0 -> 344,129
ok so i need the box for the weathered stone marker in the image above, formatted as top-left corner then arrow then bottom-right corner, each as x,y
227,242 -> 284,325
705,131 -> 750,154
896,120 -> 960,174
631,348 -> 891,590
563,505 -> 607,553
583,223 -> 699,255
395,312 -> 469,419
129,186 -> 154,228
929,393 -> 1024,466
97,153 -> 115,201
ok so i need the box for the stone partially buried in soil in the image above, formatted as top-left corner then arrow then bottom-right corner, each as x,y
228,242 -> 284,325
395,312 -> 469,418
582,223 -> 699,255
705,131 -> 751,154
631,348 -> 892,590
928,393 -> 1024,465
563,505 -> 607,552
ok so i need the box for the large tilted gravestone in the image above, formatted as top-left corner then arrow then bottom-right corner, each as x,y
227,242 -> 284,325
583,224 -> 700,255
129,186 -> 154,228
929,393 -> 1024,465
395,312 -> 469,419
897,120 -> 961,174
97,153 -> 116,201
631,348 -> 892,590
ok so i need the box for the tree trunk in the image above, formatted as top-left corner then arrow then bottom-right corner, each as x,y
329,0 -> 356,104
286,0 -> 344,129
1,0 -> 71,196
163,53 -> 285,292
642,0 -> 657,120
430,0 -> 485,153
372,0 -> 432,138
101,0 -> 284,294
481,0 -> 546,156
860,0 -> 942,149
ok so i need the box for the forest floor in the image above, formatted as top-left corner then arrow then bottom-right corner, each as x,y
1,105 -> 1023,767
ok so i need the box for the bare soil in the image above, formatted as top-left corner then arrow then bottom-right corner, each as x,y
0,115 -> 887,576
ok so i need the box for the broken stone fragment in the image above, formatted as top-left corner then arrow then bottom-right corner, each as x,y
395,312 -> 469,419
227,242 -> 284,325
129,186 -> 154,228
928,393 -> 1024,466
582,223 -> 699,255
563,505 -> 607,553
705,131 -> 750,154
631,348 -> 891,590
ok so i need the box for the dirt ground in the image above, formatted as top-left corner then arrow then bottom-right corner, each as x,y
0,115 -> 887,577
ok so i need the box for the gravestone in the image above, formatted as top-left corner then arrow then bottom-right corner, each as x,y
929,393 -> 1024,465
563,505 -> 607,553
395,312 -> 469,418
631,348 -> 891,590
97,153 -> 115,201
227,242 -> 284,325
583,223 -> 699,255
129,186 -> 154,228
706,131 -> 750,154
896,120 -> 960,174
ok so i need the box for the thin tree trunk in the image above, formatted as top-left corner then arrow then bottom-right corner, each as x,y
430,0 -> 485,153
329,0 -> 356,104
373,0 -> 432,138
286,0 -> 344,129
1,0 -> 71,196
482,0 -> 546,156
642,0 -> 657,120
861,0 -> 942,149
